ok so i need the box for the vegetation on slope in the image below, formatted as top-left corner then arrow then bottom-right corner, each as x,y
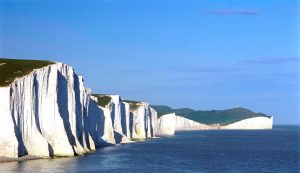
150,105 -> 195,118
149,105 -> 173,117
92,94 -> 112,107
124,100 -> 142,112
0,58 -> 54,87
151,105 -> 271,125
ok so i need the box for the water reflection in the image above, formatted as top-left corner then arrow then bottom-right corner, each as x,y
0,144 -> 133,172
0,157 -> 78,172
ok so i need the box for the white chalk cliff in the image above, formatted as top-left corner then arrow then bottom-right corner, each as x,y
0,59 -> 273,160
0,63 -> 95,158
0,62 -> 157,159
87,96 -> 116,146
108,95 -> 131,143
220,116 -> 273,130
156,113 -> 273,135
156,113 -> 212,135
128,102 -> 157,139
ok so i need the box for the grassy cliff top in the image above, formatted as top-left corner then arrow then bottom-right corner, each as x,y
92,94 -> 112,107
150,105 -> 195,118
0,58 -> 54,87
151,105 -> 271,125
124,100 -> 142,111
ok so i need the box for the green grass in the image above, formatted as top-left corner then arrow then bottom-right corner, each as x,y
151,105 -> 271,125
92,94 -> 112,107
149,105 -> 175,117
150,105 -> 196,118
124,100 -> 142,111
0,58 -> 54,87
183,108 -> 271,125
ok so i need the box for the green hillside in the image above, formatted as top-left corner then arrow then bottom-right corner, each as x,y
151,105 -> 271,125
149,105 -> 174,117
150,105 -> 195,118
0,58 -> 54,87
92,94 -> 112,107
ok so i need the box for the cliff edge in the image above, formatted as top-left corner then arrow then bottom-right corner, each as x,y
0,59 -> 157,159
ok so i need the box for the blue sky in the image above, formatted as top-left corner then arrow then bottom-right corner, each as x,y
0,0 -> 299,124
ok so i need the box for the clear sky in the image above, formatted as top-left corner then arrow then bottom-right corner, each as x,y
0,0 -> 299,124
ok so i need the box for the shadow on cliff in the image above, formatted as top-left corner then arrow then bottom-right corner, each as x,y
111,104 -> 115,129
129,112 -> 134,138
57,72 -> 77,155
10,88 -> 28,157
120,102 -> 128,137
149,110 -> 154,137
73,74 -> 94,151
87,99 -> 108,147
33,75 -> 42,134
8,75 -> 44,157
144,108 -> 149,138
34,75 -> 54,157
73,75 -> 84,147
113,131 -> 123,144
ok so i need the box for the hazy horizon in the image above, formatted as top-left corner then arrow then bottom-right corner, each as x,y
0,0 -> 299,124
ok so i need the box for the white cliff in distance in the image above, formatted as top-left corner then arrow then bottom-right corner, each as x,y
126,101 -> 157,139
156,113 -> 212,135
156,113 -> 273,135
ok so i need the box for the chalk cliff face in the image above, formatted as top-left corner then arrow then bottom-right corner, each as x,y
88,95 -> 128,146
156,113 -> 211,135
220,116 -> 273,130
175,115 -> 212,130
129,102 -> 157,139
0,62 -> 158,159
156,113 -> 176,135
87,96 -> 115,146
89,95 -> 157,145
0,63 -> 96,158
156,114 -> 273,135
108,95 -> 131,143
128,102 -> 157,139
0,59 -> 273,160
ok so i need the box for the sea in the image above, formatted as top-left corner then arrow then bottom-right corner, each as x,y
0,125 -> 299,173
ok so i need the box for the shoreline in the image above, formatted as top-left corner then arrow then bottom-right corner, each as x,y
0,155 -> 43,163
0,136 -> 161,163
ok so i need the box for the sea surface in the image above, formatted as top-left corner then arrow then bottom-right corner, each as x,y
0,125 -> 299,173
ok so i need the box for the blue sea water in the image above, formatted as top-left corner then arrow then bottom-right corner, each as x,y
0,125 -> 299,173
